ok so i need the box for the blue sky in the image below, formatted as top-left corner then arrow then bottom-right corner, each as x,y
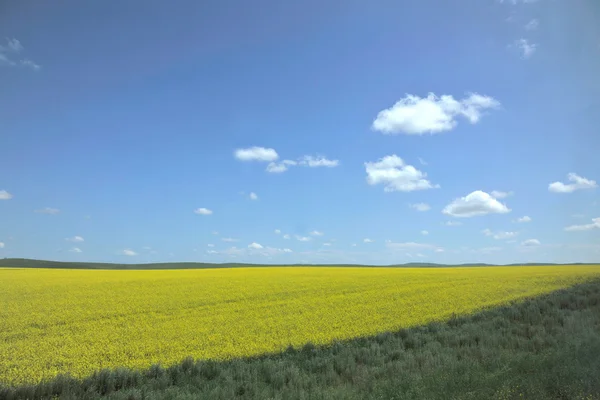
1,0 -> 599,265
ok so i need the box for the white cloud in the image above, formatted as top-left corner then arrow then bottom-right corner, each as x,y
514,39 -> 537,59
310,230 -> 324,236
434,248 -> 444,253
490,190 -> 513,199
0,38 -> 40,70
207,250 -> 218,254
2,38 -> 23,52
385,241 -> 439,251
66,236 -> 84,242
248,242 -> 263,249
274,229 -> 281,235
20,59 -> 40,71
372,92 -> 500,135
410,203 -> 431,212
283,234 -> 291,239
296,235 -> 311,242
35,207 -> 60,215
525,19 -> 539,30
266,160 -> 296,173
298,155 -> 339,168
521,239 -> 540,246
69,247 -> 82,253
418,157 -> 428,166
0,242 -> 4,248
365,155 -> 439,192
122,249 -> 138,256
444,221 -> 462,226
549,173 -> 597,193
207,244 -> 215,247
421,230 -> 429,235
443,190 -> 511,218
323,242 -> 332,246
194,207 -> 213,215
234,146 -> 279,162
0,190 -> 13,200
222,237 -> 238,242
212,231 -> 219,235
564,217 -> 600,232
482,229 -> 518,239
352,243 -> 357,247
283,248 -> 292,253
249,192 -> 258,200
516,216 -> 532,223
363,238 -> 374,243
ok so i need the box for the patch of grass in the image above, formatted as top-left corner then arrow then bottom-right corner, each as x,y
1,278 -> 600,399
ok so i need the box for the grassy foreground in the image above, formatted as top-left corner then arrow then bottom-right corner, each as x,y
1,277 -> 599,399
2,266 -> 600,387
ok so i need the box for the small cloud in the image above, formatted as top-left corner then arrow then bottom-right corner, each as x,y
310,230 -> 324,236
516,215 -> 532,223
372,92 -> 500,135
363,238 -> 374,243
386,241 -> 438,251
525,19 -> 539,30
207,244 -> 215,247
249,192 -> 258,200
444,221 -> 462,226
549,173 -> 597,193
283,234 -> 291,239
434,248 -> 444,253
521,239 -> 540,247
222,237 -> 238,242
207,250 -> 218,254
365,155 -> 439,192
514,38 -> 537,59
564,217 -> 600,232
443,190 -> 511,218
212,231 -> 219,235
410,203 -> 431,212
69,247 -> 82,253
20,59 -> 40,71
194,208 -> 213,215
35,207 -> 60,215
322,242 -> 332,246
296,235 -> 311,242
66,236 -> 84,242
351,243 -> 357,247
482,229 -> 518,239
298,155 -> 339,168
274,229 -> 281,234
421,230 -> 429,235
0,242 -> 4,248
490,190 -> 513,199
122,249 -> 138,256
418,157 -> 428,166
283,248 -> 293,253
0,190 -> 13,200
248,242 -> 263,249
234,146 -> 279,162
0,38 -> 40,70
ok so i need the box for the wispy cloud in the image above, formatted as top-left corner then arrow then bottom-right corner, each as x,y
514,38 -> 537,59
35,207 -> 60,215
0,190 -> 13,200
0,38 -> 41,71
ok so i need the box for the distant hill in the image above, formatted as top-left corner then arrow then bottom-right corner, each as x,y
0,258 -> 597,270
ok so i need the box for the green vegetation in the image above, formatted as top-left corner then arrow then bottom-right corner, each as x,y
2,278 -> 599,400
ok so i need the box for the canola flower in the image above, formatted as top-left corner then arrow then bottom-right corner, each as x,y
0,265 -> 599,386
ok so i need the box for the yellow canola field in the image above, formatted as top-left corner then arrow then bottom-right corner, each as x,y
1,265 -> 599,386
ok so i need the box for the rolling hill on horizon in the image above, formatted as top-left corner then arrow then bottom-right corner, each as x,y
2,257 -> 597,270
